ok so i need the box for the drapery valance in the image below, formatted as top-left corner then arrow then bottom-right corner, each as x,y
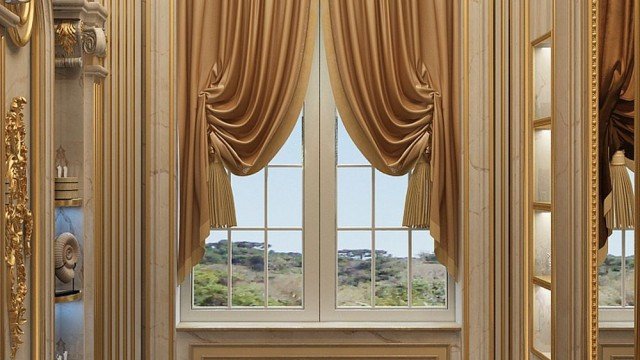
323,0 -> 460,277
598,0 -> 635,249
177,0 -> 317,282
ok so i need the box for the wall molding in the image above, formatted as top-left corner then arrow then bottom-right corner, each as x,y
142,0 -> 177,358
600,344 -> 635,360
190,343 -> 449,360
91,0 -> 142,358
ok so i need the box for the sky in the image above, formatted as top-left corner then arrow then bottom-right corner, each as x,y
206,115 -> 435,259
208,114 -> 637,260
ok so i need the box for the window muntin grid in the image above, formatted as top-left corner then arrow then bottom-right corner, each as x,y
335,116 -> 448,309
192,116 -> 304,309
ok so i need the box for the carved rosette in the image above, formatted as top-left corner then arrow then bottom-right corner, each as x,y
4,97 -> 33,359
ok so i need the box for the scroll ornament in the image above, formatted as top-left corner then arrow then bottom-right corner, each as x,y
4,97 -> 33,359
3,1 -> 34,47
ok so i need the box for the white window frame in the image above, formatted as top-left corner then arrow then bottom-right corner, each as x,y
179,16 -> 456,324
599,228 -> 634,324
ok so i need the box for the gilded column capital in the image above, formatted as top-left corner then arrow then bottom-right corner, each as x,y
54,20 -> 107,68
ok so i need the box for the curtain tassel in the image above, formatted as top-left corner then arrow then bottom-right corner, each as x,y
402,154 -> 431,228
605,150 -> 634,230
208,154 -> 237,228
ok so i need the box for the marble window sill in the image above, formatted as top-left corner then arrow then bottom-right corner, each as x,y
176,321 -> 462,332
598,321 -> 634,331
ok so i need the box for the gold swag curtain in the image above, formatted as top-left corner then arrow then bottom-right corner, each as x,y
323,0 -> 460,277
598,0 -> 635,249
177,0 -> 317,282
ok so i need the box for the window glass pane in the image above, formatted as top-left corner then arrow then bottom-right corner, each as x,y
337,167 -> 372,227
232,171 -> 265,227
271,115 -> 303,165
337,118 -> 368,165
532,285 -> 552,357
412,230 -> 447,308
337,231 -> 372,307
193,230 -> 228,307
267,167 -> 303,227
533,129 -> 551,203
231,231 -> 266,307
599,230 -> 623,306
625,230 -> 635,307
374,231 -> 408,306
267,231 -> 303,307
533,42 -> 552,120
375,171 -> 408,227
533,211 -> 552,277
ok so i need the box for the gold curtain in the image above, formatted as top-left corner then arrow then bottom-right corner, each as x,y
177,0 -> 317,282
598,0 -> 635,249
323,0 -> 460,277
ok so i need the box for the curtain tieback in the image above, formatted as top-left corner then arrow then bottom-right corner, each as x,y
402,150 -> 432,229
402,92 -> 437,229
207,146 -> 237,229
604,150 -> 634,230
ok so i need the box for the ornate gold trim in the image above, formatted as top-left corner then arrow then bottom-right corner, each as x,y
54,290 -> 83,304
0,34 -> 5,360
55,21 -> 77,57
4,1 -> 34,47
587,0 -> 599,358
4,97 -> 33,360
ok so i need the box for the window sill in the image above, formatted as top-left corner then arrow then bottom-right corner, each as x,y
598,321 -> 634,331
176,321 -> 462,332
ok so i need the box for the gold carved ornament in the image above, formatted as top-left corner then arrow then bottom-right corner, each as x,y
55,22 -> 77,57
4,97 -> 33,359
4,1 -> 35,47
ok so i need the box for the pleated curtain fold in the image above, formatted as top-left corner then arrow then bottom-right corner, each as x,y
598,0 -> 635,250
177,0 -> 317,282
322,0 -> 460,277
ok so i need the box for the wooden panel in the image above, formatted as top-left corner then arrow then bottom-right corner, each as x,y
191,343 -> 449,360
600,345 -> 635,360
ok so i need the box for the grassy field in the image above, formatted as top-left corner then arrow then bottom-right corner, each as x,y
194,240 -> 447,308
599,254 -> 635,307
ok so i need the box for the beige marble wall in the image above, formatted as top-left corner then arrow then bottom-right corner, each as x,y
143,0 -> 177,358
464,0 -> 495,358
